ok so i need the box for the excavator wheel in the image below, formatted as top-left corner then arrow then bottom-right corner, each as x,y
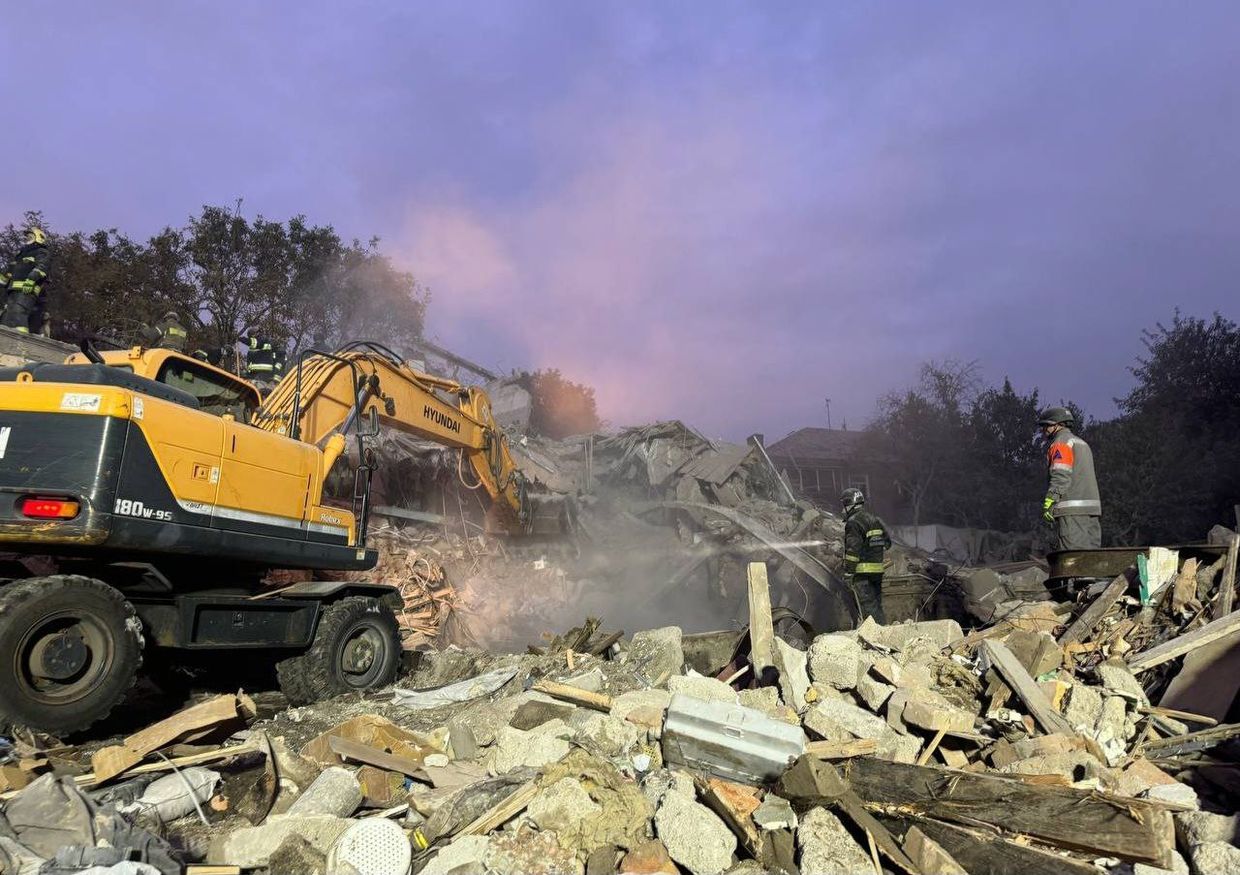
276,596 -> 400,705
0,576 -> 143,735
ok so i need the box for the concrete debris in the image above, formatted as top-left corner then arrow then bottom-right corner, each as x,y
420,835 -> 492,875
283,766 -> 362,818
208,815 -> 351,868
529,777 -> 602,832
6,515 -> 1236,875
752,793 -> 797,830
668,674 -> 739,703
626,627 -> 685,686
807,634 -> 863,690
796,806 -> 873,875
486,721 -> 574,775
772,637 -> 811,711
1188,841 -> 1240,875
654,791 -> 737,875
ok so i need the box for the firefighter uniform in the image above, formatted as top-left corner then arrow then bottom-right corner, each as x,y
1040,407 -> 1102,551
2,228 -> 52,334
242,335 -> 277,382
154,312 -> 189,351
842,489 -> 891,624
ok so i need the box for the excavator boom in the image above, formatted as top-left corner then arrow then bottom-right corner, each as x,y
251,343 -> 538,534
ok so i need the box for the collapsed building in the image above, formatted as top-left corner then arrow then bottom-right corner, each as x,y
0,340 -> 1238,875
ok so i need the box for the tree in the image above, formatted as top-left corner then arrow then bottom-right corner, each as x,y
1094,312 -> 1240,543
516,369 -> 602,439
1,206 -> 429,364
865,360 -> 980,527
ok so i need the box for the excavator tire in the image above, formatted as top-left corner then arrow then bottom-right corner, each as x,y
0,576 -> 143,735
276,596 -> 400,705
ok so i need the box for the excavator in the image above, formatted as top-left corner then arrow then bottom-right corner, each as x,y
0,340 -> 569,733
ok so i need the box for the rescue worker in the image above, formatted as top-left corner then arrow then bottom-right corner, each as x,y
1,226 -> 52,334
153,311 -> 188,351
241,334 -> 277,383
841,487 -> 891,624
1038,406 -> 1102,550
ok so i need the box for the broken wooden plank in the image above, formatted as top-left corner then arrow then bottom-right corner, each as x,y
1140,722 -> 1240,758
876,813 -> 1099,875
1138,705 -> 1218,727
532,679 -> 613,712
806,738 -> 878,760
1058,570 -> 1132,646
829,757 -> 1176,869
2,742 -> 257,801
327,736 -> 430,782
903,825 -> 967,875
451,780 -> 538,839
698,777 -> 763,857
981,640 -> 1076,736
91,693 -> 255,783
746,561 -> 776,683
1127,608 -> 1240,672
1219,533 -> 1239,616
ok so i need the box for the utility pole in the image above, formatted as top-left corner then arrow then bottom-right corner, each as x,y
824,398 -> 832,430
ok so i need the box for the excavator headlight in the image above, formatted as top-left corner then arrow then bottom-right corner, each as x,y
19,496 -> 81,520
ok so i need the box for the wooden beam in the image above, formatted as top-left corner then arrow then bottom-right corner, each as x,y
451,780 -> 538,839
531,679 -> 613,712
1058,570 -> 1132,646
746,561 -> 776,682
981,641 -> 1076,736
1127,609 -> 1240,673
806,738 -> 878,760
327,736 -> 430,783
876,813 -> 1099,875
1218,533 -> 1239,617
829,758 -> 1176,869
1140,722 -> 1240,758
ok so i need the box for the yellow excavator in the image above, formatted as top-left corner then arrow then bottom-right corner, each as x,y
0,339 -> 568,733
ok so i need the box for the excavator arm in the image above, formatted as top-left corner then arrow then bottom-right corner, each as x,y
251,343 -> 539,534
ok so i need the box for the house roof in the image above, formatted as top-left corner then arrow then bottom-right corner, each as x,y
766,427 -> 867,463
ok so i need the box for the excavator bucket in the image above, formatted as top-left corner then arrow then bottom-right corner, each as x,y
525,493 -> 578,536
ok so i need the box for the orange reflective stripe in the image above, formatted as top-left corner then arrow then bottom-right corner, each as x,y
1048,442 -> 1074,469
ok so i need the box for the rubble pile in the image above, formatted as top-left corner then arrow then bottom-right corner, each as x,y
354,419 -> 1059,650
2,533 -> 1238,875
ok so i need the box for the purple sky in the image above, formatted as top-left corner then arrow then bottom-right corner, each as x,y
3,2 -> 1238,441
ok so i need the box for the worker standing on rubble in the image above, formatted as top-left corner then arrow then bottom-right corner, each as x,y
1,226 -> 52,335
841,487 -> 891,624
1038,406 -> 1102,550
153,310 -> 189,351
242,333 -> 280,390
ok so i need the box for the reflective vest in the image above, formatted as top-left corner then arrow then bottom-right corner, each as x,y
844,508 -> 890,575
1045,429 -> 1102,517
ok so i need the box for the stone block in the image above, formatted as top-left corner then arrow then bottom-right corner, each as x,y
808,634 -> 862,690
283,766 -> 362,818
627,627 -> 685,685
773,637 -> 811,711
654,791 -> 737,875
529,777 -> 602,833
796,807 -> 872,875
668,674 -> 738,704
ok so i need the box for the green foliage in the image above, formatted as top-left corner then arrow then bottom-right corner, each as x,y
515,368 -> 602,439
0,207 -> 429,360
865,361 -> 1043,530
1091,312 -> 1240,543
